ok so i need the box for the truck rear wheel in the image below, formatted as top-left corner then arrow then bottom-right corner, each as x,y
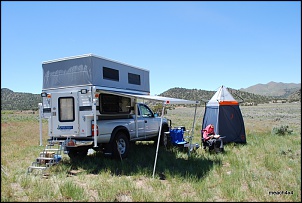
112,131 -> 129,160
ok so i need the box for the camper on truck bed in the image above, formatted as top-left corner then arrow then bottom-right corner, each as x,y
40,54 -> 169,160
40,54 -> 199,160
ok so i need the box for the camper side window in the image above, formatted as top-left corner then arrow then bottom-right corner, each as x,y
128,73 -> 141,85
58,97 -> 75,122
99,94 -> 131,114
103,67 -> 119,81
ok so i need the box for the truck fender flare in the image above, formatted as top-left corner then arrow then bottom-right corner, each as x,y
109,126 -> 130,143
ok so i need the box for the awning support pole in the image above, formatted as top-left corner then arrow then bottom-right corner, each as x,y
152,102 -> 166,178
93,87 -> 98,147
188,103 -> 198,155
39,103 -> 43,146
134,98 -> 138,137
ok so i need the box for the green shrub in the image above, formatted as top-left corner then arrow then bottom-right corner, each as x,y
271,125 -> 293,136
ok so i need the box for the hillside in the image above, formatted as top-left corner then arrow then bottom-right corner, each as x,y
1,83 -> 301,110
287,88 -> 301,102
1,88 -> 42,110
240,81 -> 301,98
159,87 -> 274,105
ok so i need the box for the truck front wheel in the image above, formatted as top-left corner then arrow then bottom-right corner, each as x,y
112,131 -> 129,160
154,125 -> 169,146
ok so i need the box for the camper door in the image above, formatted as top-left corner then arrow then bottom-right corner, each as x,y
50,92 -> 79,137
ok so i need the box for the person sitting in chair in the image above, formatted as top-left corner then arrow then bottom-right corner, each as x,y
202,124 -> 224,152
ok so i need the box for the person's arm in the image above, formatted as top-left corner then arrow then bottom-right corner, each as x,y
205,134 -> 214,141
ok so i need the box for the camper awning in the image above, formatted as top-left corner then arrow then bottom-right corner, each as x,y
97,90 -> 200,105
96,89 -> 199,178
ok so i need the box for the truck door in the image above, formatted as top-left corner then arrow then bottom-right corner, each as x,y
138,104 -> 159,137
50,92 -> 79,137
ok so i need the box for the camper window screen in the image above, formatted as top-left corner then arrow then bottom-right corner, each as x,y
99,94 -> 131,114
58,97 -> 75,122
128,73 -> 141,85
103,67 -> 119,81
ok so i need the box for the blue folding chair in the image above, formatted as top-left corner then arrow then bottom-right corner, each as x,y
169,127 -> 187,146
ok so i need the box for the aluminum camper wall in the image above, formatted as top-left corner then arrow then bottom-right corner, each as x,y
42,54 -> 150,94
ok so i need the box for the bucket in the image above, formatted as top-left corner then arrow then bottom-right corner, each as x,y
53,154 -> 62,162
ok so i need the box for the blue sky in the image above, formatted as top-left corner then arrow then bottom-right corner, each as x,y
1,1 -> 301,95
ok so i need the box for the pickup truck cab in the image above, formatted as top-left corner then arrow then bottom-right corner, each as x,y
87,101 -> 170,160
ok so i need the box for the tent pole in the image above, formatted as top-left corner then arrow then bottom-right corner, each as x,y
201,101 -> 207,129
215,100 -> 219,135
152,103 -> 166,178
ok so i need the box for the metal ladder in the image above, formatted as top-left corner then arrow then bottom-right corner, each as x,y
27,139 -> 64,175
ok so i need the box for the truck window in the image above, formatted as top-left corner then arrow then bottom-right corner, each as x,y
58,97 -> 75,122
139,104 -> 154,118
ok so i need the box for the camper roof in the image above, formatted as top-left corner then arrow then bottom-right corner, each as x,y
42,54 -> 150,93
42,53 -> 149,72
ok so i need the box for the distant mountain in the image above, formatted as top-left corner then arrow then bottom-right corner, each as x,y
158,87 -> 274,105
240,81 -> 301,98
1,82 -> 301,110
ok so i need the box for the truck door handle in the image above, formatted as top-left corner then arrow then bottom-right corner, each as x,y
145,120 -> 147,123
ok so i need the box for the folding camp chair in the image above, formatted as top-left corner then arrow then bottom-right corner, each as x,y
164,126 -> 200,154
201,128 -> 225,153
202,136 -> 225,153
169,126 -> 188,146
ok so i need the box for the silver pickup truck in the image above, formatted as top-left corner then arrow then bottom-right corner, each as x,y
62,99 -> 170,160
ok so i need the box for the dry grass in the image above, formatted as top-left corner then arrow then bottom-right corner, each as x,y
164,102 -> 301,141
1,102 -> 301,202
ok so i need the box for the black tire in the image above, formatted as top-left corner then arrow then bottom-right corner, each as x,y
112,131 -> 129,160
154,125 -> 169,147
160,125 -> 169,146
68,149 -> 88,160
163,130 -> 172,148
